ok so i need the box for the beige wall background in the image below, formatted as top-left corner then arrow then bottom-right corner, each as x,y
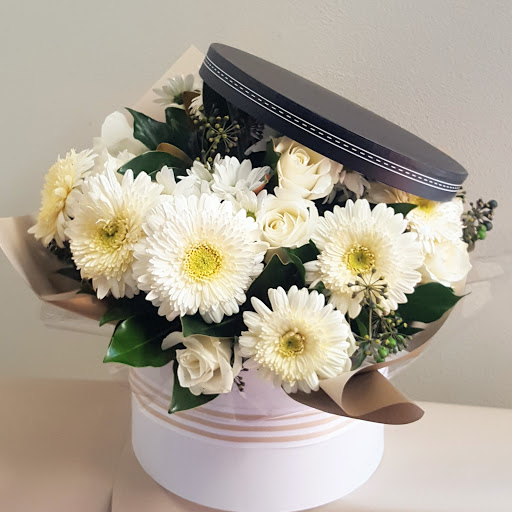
0,0 -> 510,407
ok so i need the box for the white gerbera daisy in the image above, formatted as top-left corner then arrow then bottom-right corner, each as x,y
153,74 -> 201,109
365,182 -> 463,254
240,286 -> 355,393
133,194 -> 268,323
66,170 -> 163,299
29,149 -> 96,247
305,199 -> 424,318
211,155 -> 270,198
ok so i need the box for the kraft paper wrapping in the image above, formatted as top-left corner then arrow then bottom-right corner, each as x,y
0,46 -> 455,425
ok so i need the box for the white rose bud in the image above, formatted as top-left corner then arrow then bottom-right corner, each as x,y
420,239 -> 472,287
259,188 -> 319,250
275,137 -> 342,200
174,335 -> 241,396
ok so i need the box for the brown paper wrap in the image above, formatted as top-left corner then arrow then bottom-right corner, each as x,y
0,46 -> 460,425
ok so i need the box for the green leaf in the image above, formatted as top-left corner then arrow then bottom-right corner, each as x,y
99,294 -> 157,327
350,347 -> 368,370
126,108 -> 174,150
387,203 -> 418,216
169,369 -> 218,413
285,241 -> 319,264
117,151 -> 188,179
164,107 -> 194,153
396,283 -> 464,324
57,266 -> 81,281
181,313 -> 242,338
245,253 -> 305,308
103,315 -> 177,367
262,140 -> 281,170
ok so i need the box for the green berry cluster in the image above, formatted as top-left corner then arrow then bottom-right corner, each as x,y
193,113 -> 241,165
354,308 -> 412,365
462,198 -> 498,251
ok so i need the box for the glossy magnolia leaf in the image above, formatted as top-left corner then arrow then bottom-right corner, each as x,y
126,108 -> 174,150
397,282 -> 463,324
181,313 -> 242,339
117,151 -> 188,179
99,294 -> 156,327
387,203 -> 418,217
169,369 -> 218,414
262,140 -> 281,170
103,315 -> 176,367
164,107 -> 194,153
245,253 -> 304,308
350,347 -> 367,371
284,241 -> 319,264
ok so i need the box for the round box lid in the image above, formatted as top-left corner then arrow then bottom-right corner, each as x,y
200,43 -> 468,201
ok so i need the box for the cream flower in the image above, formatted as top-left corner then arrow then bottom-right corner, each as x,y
420,239 -> 471,287
365,182 -> 464,254
66,170 -> 163,299
225,189 -> 268,220
133,194 -> 267,323
155,166 -> 210,197
259,188 -> 318,250
165,332 -> 241,395
91,111 -> 147,175
29,149 -> 96,247
305,199 -> 424,318
210,155 -> 270,198
275,137 -> 342,200
240,286 -> 355,393
153,74 -> 201,109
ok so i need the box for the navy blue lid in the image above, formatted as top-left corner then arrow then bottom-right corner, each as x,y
200,43 -> 468,201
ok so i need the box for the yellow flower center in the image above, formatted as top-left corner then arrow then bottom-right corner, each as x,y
96,219 -> 129,250
279,329 -> 305,357
345,244 -> 376,273
414,198 -> 437,214
183,242 -> 223,282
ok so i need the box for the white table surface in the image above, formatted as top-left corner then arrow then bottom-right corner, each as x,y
1,378 -> 511,511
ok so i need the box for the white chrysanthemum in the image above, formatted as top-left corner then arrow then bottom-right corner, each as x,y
210,155 -> 270,198
29,149 -> 96,247
240,286 -> 356,393
305,199 -> 424,318
188,92 -> 204,119
365,182 -> 463,254
133,194 -> 268,323
66,170 -> 163,299
226,189 -> 268,219
153,74 -> 201,109
155,166 -> 210,197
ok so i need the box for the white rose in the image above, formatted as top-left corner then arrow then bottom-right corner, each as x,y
420,239 -> 472,287
169,333 -> 241,396
91,111 -> 148,174
275,137 -> 342,200
259,188 -> 319,250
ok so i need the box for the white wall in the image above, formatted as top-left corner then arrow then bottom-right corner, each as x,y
0,1 -> 510,406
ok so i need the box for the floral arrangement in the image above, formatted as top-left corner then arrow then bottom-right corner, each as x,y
27,72 -> 497,413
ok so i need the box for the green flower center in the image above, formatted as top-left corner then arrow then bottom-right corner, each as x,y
183,242 -> 223,282
173,93 -> 184,105
345,244 -> 376,273
279,330 -> 305,357
97,219 -> 128,250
